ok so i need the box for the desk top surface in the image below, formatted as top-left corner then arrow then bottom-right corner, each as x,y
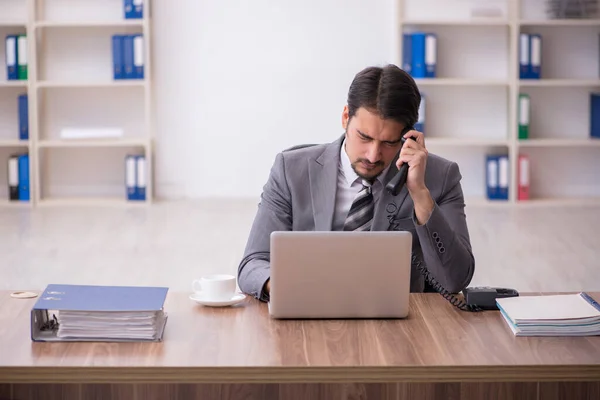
1,290 -> 600,383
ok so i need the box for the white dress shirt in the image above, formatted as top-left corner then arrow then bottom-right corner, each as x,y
331,140 -> 391,231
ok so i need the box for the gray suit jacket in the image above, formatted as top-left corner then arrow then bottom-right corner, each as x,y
238,135 -> 475,301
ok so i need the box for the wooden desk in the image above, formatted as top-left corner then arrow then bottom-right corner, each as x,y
1,291 -> 599,400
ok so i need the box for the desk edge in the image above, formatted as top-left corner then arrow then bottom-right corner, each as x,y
1,365 -> 600,384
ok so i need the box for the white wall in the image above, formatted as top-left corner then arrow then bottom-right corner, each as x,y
152,0 -> 398,198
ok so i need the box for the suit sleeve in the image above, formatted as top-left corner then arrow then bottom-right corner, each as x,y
238,152 -> 292,301
412,161 -> 475,293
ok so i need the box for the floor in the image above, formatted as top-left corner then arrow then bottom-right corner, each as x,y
1,199 -> 599,295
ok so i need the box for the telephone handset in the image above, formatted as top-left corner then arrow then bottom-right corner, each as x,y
385,135 -> 414,196
385,133 -> 517,312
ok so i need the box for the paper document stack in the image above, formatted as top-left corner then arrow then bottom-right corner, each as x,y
496,292 -> 600,337
31,284 -> 168,342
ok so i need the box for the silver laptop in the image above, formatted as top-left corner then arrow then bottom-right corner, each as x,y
268,231 -> 412,319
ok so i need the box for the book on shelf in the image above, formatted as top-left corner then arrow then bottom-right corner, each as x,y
497,292 -> 600,336
124,0 -> 144,19
6,153 -> 30,202
5,34 -> 27,81
18,93 -> 28,140
518,93 -> 530,140
517,154 -> 530,201
125,154 -> 147,201
31,284 -> 168,342
519,33 -> 541,80
486,154 -> 509,201
402,32 -> 437,78
592,93 -> 600,139
112,34 -> 144,80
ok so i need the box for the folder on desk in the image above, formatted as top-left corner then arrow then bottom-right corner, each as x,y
497,293 -> 600,336
31,284 -> 168,342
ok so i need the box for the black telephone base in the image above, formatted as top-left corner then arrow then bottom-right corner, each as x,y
462,287 -> 519,310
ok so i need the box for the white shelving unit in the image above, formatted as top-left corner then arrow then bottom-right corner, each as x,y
398,0 -> 600,207
0,0 -> 152,207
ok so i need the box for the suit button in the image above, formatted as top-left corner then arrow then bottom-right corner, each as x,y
432,232 -> 439,239
439,247 -> 446,253
437,242 -> 443,248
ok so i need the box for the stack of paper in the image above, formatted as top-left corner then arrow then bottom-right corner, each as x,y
31,284 -> 168,342
496,293 -> 600,337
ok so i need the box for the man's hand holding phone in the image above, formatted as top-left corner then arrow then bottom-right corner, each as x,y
396,130 -> 434,225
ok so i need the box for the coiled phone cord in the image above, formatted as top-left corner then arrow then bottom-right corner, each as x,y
412,254 -> 482,312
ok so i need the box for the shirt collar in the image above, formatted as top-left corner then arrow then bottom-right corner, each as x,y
339,138 -> 391,187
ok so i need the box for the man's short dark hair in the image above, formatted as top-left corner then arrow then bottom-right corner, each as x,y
347,64 -> 421,130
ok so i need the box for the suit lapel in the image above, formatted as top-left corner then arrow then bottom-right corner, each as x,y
372,155 -> 410,231
309,136 -> 343,231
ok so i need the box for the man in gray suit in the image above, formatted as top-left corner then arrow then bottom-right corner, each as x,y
238,64 -> 475,302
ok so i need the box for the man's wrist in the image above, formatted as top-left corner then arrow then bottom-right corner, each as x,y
411,187 -> 434,225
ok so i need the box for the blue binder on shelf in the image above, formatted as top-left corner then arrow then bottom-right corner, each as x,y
402,33 -> 412,74
18,94 -> 28,140
5,35 -> 18,80
124,0 -> 143,19
112,34 -> 124,80
135,155 -> 146,200
498,155 -> 509,200
529,34 -> 542,80
519,33 -> 530,79
123,35 -> 135,79
486,155 -> 499,200
31,284 -> 168,342
591,93 -> 600,139
18,153 -> 29,201
411,32 -> 427,78
425,33 -> 437,78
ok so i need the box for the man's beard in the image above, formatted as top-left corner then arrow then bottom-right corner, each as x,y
351,159 -> 384,181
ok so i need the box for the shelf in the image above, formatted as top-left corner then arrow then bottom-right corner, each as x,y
520,19 -> 600,27
37,81 -> 146,89
515,198 -> 600,207
403,19 -> 509,26
0,200 -> 32,208
465,197 -> 511,207
519,79 -> 600,87
39,138 -> 149,148
465,197 -> 600,207
0,81 -> 28,88
518,139 -> 600,147
0,22 -> 26,27
38,198 -> 148,208
0,140 -> 29,147
415,78 -> 508,87
426,138 -> 508,147
35,20 -> 144,28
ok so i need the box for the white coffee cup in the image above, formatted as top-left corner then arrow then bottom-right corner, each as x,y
192,274 -> 237,301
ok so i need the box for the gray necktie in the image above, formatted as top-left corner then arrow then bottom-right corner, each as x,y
343,179 -> 374,231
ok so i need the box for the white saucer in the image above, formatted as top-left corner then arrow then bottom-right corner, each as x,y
189,292 -> 246,307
